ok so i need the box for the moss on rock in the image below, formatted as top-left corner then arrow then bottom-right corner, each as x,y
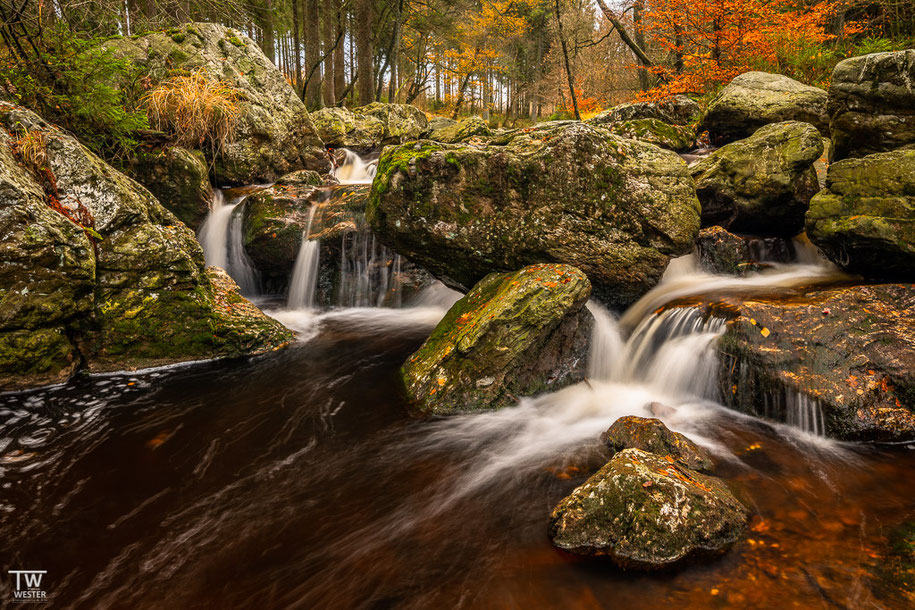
601,416 -> 714,471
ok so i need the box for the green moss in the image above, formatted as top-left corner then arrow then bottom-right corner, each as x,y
226,34 -> 246,48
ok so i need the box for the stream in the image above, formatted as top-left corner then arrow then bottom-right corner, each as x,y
0,152 -> 912,608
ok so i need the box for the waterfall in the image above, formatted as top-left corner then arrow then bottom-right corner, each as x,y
334,149 -> 378,185
337,230 -> 403,308
786,391 -> 826,436
287,206 -> 321,310
198,189 -> 261,296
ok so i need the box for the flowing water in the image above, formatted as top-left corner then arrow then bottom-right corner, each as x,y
198,188 -> 263,296
334,149 -> 378,185
286,206 -> 321,310
2,244 -> 913,607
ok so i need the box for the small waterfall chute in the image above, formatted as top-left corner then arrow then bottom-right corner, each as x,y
198,188 -> 261,296
287,205 -> 321,310
334,149 -> 378,185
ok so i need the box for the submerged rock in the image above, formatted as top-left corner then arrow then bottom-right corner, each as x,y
713,284 -> 915,441
870,519 -> 915,605
312,103 -> 428,149
806,149 -> 915,281
0,103 -> 290,391
602,118 -> 696,152
699,72 -> 828,143
129,146 -> 212,229
691,121 -> 823,236
588,95 -> 700,126
828,50 -> 915,161
402,264 -> 592,414
549,448 -> 748,569
696,226 -> 794,276
106,23 -> 328,184
367,122 -> 701,309
601,416 -> 714,471
428,116 -> 491,143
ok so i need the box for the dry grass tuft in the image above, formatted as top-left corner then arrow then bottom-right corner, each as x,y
13,128 -> 48,171
143,68 -> 242,154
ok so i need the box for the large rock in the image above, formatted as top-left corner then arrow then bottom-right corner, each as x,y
428,116 -> 491,143
401,264 -> 592,414
0,103 -> 290,391
129,146 -> 212,229
829,50 -> 915,161
699,72 -> 828,143
691,121 -> 824,236
601,416 -> 714,471
712,284 -> 915,441
367,122 -> 701,309
311,103 -> 428,149
806,149 -> 915,280
106,23 -> 328,184
588,95 -> 700,126
696,226 -> 794,275
549,448 -> 748,569
603,118 -> 696,152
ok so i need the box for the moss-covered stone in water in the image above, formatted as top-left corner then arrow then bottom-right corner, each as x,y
402,263 -> 592,414
549,448 -> 749,570
601,416 -> 714,471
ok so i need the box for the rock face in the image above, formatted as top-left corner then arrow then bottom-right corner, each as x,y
601,416 -> 714,471
0,103 -> 290,391
311,103 -> 428,149
712,284 -> 915,441
691,121 -> 824,236
806,149 -> 915,280
700,72 -> 828,143
367,122 -> 701,309
602,118 -> 696,152
129,146 -> 212,229
428,116 -> 492,143
549,448 -> 748,569
588,95 -> 700,126
828,50 -> 915,161
696,226 -> 795,275
401,264 -> 592,414
106,22 -> 328,184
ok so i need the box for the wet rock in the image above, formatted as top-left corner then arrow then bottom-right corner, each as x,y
549,448 -> 748,569
129,146 -> 212,229
602,118 -> 696,152
367,122 -> 701,309
312,103 -> 428,149
649,401 -> 678,417
402,264 -> 592,414
0,103 -> 290,391
699,72 -> 828,144
696,226 -> 794,276
601,416 -> 714,471
828,50 -> 915,161
691,121 -> 824,236
712,284 -> 915,441
588,95 -> 700,126
806,149 -> 915,281
106,23 -> 329,184
429,116 -> 492,143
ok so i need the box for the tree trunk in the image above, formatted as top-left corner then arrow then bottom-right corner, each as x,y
262,0 -> 276,64
354,0 -> 374,105
305,0 -> 322,108
594,0 -> 654,69
554,0 -> 580,120
322,0 -> 336,106
633,1 -> 651,91
292,0 -> 303,92
334,0 -> 345,102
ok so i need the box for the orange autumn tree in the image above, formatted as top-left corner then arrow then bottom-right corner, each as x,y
635,0 -> 857,100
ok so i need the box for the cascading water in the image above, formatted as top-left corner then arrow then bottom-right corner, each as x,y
334,149 -> 378,185
287,206 -> 321,310
337,230 -> 403,308
198,188 -> 261,296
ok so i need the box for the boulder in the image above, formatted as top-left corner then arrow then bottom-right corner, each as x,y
401,264 -> 592,414
806,149 -> 915,280
105,23 -> 328,184
312,103 -> 428,149
129,146 -> 212,229
699,72 -> 828,143
601,416 -> 714,471
691,121 -> 824,236
829,50 -> 915,161
696,226 -> 794,276
588,95 -> 700,126
425,116 -> 458,134
367,122 -> 701,309
0,103 -> 290,391
549,448 -> 748,569
428,116 -> 492,143
603,118 -> 696,152
711,284 -> 915,441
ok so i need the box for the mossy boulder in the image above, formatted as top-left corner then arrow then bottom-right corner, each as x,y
603,118 -> 696,152
601,416 -> 714,471
0,103 -> 290,391
429,116 -> 492,143
696,226 -> 794,275
806,149 -> 915,280
129,146 -> 212,229
105,22 -> 328,184
710,284 -> 915,441
588,95 -> 700,126
699,72 -> 828,144
828,50 -> 915,161
402,264 -> 592,414
691,121 -> 824,236
312,103 -> 428,149
549,448 -> 748,569
367,122 -> 701,309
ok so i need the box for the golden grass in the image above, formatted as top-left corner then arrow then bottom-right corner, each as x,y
13,129 -> 48,171
143,68 -> 242,154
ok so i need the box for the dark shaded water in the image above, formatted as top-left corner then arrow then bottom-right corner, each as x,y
1,303 -> 913,608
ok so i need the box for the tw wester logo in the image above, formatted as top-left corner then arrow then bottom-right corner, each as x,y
7,570 -> 48,603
